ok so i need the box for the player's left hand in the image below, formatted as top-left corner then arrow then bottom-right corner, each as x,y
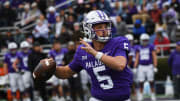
80,38 -> 97,56
154,67 -> 158,73
132,68 -> 137,74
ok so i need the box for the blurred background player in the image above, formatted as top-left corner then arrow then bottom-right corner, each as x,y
13,41 -> 32,101
168,41 -> 180,99
125,34 -> 139,98
28,42 -> 47,101
4,42 -> 25,101
134,33 -> 158,101
63,41 -> 84,101
48,41 -> 69,101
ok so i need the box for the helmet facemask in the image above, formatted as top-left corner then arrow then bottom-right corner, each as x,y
83,21 -> 112,43
22,47 -> 29,53
10,49 -> 17,54
141,39 -> 149,46
140,33 -> 150,46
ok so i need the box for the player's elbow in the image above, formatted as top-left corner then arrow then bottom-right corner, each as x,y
117,64 -> 126,71
115,56 -> 126,71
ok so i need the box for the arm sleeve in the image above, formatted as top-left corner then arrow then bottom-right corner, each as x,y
48,51 -> 53,58
168,52 -> 174,67
68,46 -> 83,73
114,38 -> 130,58
114,48 -> 127,58
150,45 -> 156,51
129,49 -> 134,56
3,54 -> 8,63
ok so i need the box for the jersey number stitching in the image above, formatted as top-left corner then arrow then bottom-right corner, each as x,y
124,43 -> 128,50
93,65 -> 113,90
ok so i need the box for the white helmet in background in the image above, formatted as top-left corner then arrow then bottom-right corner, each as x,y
8,42 -> 18,54
8,42 -> 17,49
48,6 -> 55,12
83,10 -> 112,42
20,41 -> 30,53
140,33 -> 150,46
125,34 -> 134,41
20,41 -> 30,48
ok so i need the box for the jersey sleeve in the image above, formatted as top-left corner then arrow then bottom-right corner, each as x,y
114,37 -> 130,58
128,48 -> 134,56
3,54 -> 8,63
168,50 -> 175,67
48,50 -> 53,58
150,44 -> 156,51
17,52 -> 21,60
68,45 -> 83,73
63,48 -> 68,53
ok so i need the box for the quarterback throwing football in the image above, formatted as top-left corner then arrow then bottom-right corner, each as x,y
35,10 -> 133,101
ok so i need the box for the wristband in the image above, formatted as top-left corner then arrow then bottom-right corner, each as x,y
95,52 -> 104,60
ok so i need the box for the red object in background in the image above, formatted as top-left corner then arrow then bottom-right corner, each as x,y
0,67 -> 8,76
154,37 -> 170,51
7,89 -> 12,101
149,9 -> 162,23
7,89 -> 20,101
0,67 -> 19,100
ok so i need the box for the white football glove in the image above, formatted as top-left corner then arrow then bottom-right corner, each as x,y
154,67 -> 158,73
132,68 -> 137,74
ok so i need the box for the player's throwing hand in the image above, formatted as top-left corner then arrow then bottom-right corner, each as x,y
80,38 -> 97,56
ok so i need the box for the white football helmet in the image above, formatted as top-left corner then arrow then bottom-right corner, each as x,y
140,33 -> 150,46
20,41 -> 30,48
8,42 -> 18,49
125,34 -> 134,41
83,10 -> 112,42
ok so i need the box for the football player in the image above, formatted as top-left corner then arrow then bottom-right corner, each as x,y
4,42 -> 25,101
55,10 -> 132,101
13,41 -> 32,101
40,10 -> 133,101
125,34 -> 139,97
48,41 -> 69,101
134,33 -> 158,101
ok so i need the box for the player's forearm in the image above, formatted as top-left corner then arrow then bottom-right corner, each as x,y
55,65 -> 75,79
12,59 -> 19,70
134,53 -> 139,68
100,55 -> 127,71
152,51 -> 157,67
90,51 -> 126,71
128,56 -> 133,67
134,61 -> 138,68
3,64 -> 8,73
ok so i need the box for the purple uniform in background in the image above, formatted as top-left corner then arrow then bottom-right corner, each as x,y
137,44 -> 155,65
48,48 -> 68,66
129,45 -> 140,68
168,50 -> 180,75
4,52 -> 18,73
17,51 -> 31,71
69,37 -> 133,101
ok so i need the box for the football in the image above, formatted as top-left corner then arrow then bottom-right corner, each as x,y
33,58 -> 56,81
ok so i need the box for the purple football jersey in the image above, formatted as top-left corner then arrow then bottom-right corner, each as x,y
4,52 -> 19,73
137,44 -> 155,65
69,37 -> 133,101
48,48 -> 68,66
168,50 -> 180,75
17,50 -> 31,71
129,45 -> 140,68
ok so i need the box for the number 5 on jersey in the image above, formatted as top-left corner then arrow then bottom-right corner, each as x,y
93,65 -> 114,90
124,43 -> 128,50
